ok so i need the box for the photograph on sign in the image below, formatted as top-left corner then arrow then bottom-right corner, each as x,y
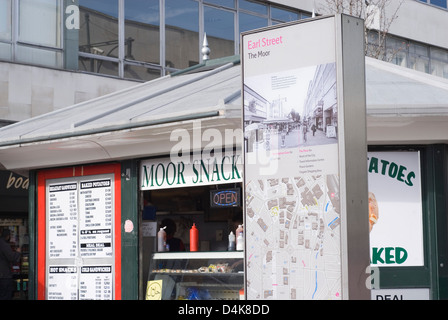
368,151 -> 424,267
244,63 -> 337,153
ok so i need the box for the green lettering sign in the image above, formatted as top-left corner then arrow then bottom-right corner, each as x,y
367,157 -> 415,187
371,247 -> 408,265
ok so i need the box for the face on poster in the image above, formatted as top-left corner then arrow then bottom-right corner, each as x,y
368,151 -> 424,267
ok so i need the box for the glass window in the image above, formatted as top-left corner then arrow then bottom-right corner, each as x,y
430,0 -> 447,8
79,0 -> 119,58
408,42 -> 429,73
205,0 -> 235,8
386,36 -> 407,68
165,0 -> 199,69
431,47 -> 448,79
18,0 -> 61,48
239,12 -> 267,34
0,42 -> 11,60
0,0 -> 11,41
78,56 -> 119,77
204,6 -> 235,59
300,12 -> 312,19
239,0 -> 267,15
124,63 -> 161,81
271,7 -> 299,22
125,0 -> 160,65
16,45 -> 63,68
366,30 -> 384,59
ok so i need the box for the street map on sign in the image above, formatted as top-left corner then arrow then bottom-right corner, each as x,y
245,174 -> 341,300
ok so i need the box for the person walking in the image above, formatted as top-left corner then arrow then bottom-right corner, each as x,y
0,229 -> 21,300
301,121 -> 308,143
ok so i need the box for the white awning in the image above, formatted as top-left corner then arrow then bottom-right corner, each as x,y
0,59 -> 242,171
365,57 -> 448,144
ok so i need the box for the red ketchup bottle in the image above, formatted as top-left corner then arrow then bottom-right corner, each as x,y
190,223 -> 199,252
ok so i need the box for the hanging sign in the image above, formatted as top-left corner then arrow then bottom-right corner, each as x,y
210,188 -> 241,208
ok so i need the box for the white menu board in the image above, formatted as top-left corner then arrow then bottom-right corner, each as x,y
48,182 -> 78,259
79,179 -> 113,258
47,266 -> 78,300
46,174 -> 115,300
79,265 -> 113,300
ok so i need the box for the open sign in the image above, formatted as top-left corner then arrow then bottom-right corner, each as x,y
210,188 -> 240,208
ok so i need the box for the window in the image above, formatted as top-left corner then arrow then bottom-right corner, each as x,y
205,0 -> 235,8
430,0 -> 447,8
78,0 -> 119,76
239,0 -> 267,15
0,0 -> 311,79
17,0 -> 63,68
271,6 -> 299,23
124,0 -> 160,81
239,12 -> 267,33
0,0 -> 11,41
0,0 -> 11,60
386,36 -> 408,67
418,0 -> 447,8
165,0 -> 199,71
19,0 -> 61,48
239,0 -> 268,33
204,6 -> 235,59
431,47 -> 448,79
409,42 -> 429,73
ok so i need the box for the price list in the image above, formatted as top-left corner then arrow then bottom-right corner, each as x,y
48,183 -> 78,259
79,265 -> 113,300
46,174 -> 115,300
47,266 -> 78,300
79,179 -> 113,258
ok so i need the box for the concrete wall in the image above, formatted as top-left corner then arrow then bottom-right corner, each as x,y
0,62 -> 137,122
273,0 -> 448,49
388,0 -> 448,49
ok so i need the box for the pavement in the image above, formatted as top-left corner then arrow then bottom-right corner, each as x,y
268,127 -> 337,150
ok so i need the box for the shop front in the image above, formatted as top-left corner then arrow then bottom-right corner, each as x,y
0,56 -> 244,300
140,152 -> 244,300
0,170 -> 29,299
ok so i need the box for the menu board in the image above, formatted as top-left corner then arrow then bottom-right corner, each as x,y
46,174 -> 115,300
79,265 -> 113,300
79,179 -> 113,258
48,182 -> 78,259
47,266 -> 78,300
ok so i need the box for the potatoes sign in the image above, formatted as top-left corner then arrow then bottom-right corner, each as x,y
368,151 -> 424,267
